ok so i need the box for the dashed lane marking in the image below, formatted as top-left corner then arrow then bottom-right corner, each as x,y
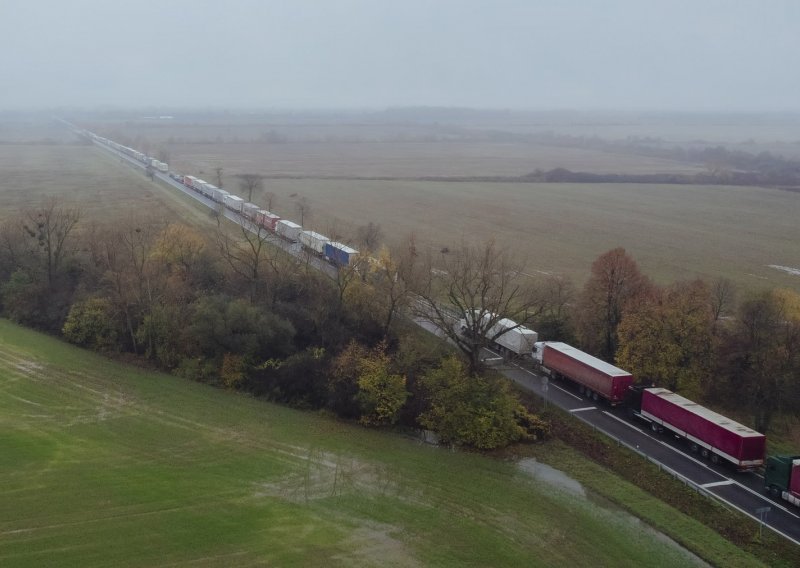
701,480 -> 735,489
602,413 -> 800,522
569,406 -> 597,413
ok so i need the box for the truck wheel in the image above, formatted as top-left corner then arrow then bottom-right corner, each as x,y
710,454 -> 719,465
701,449 -> 709,459
592,391 -> 599,402
690,443 -> 699,453
770,485 -> 780,498
650,422 -> 659,433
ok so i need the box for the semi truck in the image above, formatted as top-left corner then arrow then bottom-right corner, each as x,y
224,194 -> 245,213
276,220 -> 303,242
764,455 -> 800,506
532,342 -> 633,405
324,242 -> 358,266
630,387 -> 766,470
299,230 -> 330,255
459,311 -> 538,356
257,210 -> 281,232
242,202 -> 260,220
211,188 -> 229,202
489,318 -> 537,355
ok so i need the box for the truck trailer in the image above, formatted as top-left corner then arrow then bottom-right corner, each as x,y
765,455 -> 800,507
242,202 -> 260,220
224,194 -> 245,213
276,220 -> 303,242
488,318 -> 537,355
257,210 -> 281,232
299,230 -> 330,255
209,187 -> 228,202
532,342 -> 633,405
632,387 -> 766,470
324,242 -> 358,266
458,311 -> 537,356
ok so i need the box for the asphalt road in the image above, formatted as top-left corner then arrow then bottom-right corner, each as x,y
502,358 -> 800,545
86,135 -> 337,279
82,126 -> 800,548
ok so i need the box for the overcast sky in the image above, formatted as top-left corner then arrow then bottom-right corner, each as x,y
1,0 -> 798,111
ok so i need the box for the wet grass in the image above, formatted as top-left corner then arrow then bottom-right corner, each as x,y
512,395 -> 800,568
0,319 -> 714,567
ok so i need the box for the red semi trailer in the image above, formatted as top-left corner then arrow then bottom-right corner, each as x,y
532,342 -> 634,405
634,387 -> 766,470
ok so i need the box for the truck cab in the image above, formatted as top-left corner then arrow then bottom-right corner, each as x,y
765,455 -> 800,507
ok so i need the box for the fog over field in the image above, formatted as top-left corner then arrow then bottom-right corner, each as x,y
2,0 -> 799,111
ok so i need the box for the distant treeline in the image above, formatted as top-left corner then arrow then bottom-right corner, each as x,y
234,156 -> 800,189
521,166 -> 800,188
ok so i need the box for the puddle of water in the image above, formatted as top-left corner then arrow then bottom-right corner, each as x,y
769,264 -> 800,277
518,458 -> 586,497
518,458 -> 710,567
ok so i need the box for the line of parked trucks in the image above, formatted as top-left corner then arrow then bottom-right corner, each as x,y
547,344 -> 797,507
460,311 -> 798,507
82,130 -> 360,267
85,126 -> 798,510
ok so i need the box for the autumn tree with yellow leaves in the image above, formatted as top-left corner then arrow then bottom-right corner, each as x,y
330,341 -> 409,426
617,280 -> 714,398
716,289 -> 800,432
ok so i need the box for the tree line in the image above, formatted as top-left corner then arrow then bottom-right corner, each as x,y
575,248 -> 800,433
0,200 -> 548,450
2,200 -> 795,443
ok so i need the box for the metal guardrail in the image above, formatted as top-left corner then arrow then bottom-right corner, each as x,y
574,414 -> 733,511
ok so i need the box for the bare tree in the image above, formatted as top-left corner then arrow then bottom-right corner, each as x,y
323,219 -> 344,243
23,199 -> 81,284
295,196 -> 312,226
157,148 -> 171,164
214,166 -> 224,189
90,217 -> 166,353
0,220 -> 35,277
356,222 -> 383,252
369,239 -> 416,336
236,173 -> 264,203
538,274 -> 576,341
711,277 -> 736,323
263,191 -> 277,212
407,239 -> 547,374
215,216 -> 274,301
263,245 -> 303,308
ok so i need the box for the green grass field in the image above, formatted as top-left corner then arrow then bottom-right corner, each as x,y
0,319 -> 733,567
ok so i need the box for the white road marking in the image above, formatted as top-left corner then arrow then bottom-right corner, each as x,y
601,412 -> 800,522
550,383 -> 582,401
701,480 -> 735,488
601,411 -> 643,433
569,406 -> 596,413
711,496 -> 800,547
728,479 -> 800,520
504,360 -> 584,401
